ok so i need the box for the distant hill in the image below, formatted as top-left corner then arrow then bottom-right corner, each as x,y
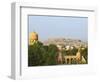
43,38 -> 87,47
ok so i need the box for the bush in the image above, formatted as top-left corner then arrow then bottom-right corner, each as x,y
28,42 -> 58,66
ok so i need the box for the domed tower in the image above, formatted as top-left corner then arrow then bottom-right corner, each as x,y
29,32 -> 38,45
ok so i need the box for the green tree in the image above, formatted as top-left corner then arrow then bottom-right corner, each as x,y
71,47 -> 78,55
28,41 -> 45,66
47,44 -> 58,65
28,42 -> 60,66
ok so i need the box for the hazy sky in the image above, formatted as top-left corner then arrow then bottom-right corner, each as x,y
28,15 -> 88,42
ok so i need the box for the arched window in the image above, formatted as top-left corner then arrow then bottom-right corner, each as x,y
67,58 -> 69,64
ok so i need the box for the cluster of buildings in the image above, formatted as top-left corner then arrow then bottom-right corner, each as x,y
56,43 -> 87,64
29,32 -> 87,64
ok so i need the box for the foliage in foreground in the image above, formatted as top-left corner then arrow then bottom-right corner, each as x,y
28,41 -> 88,66
28,41 -> 58,66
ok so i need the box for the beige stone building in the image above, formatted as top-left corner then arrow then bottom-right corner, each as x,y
29,32 -> 38,45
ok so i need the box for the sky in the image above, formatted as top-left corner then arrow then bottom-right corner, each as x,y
28,15 -> 88,42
